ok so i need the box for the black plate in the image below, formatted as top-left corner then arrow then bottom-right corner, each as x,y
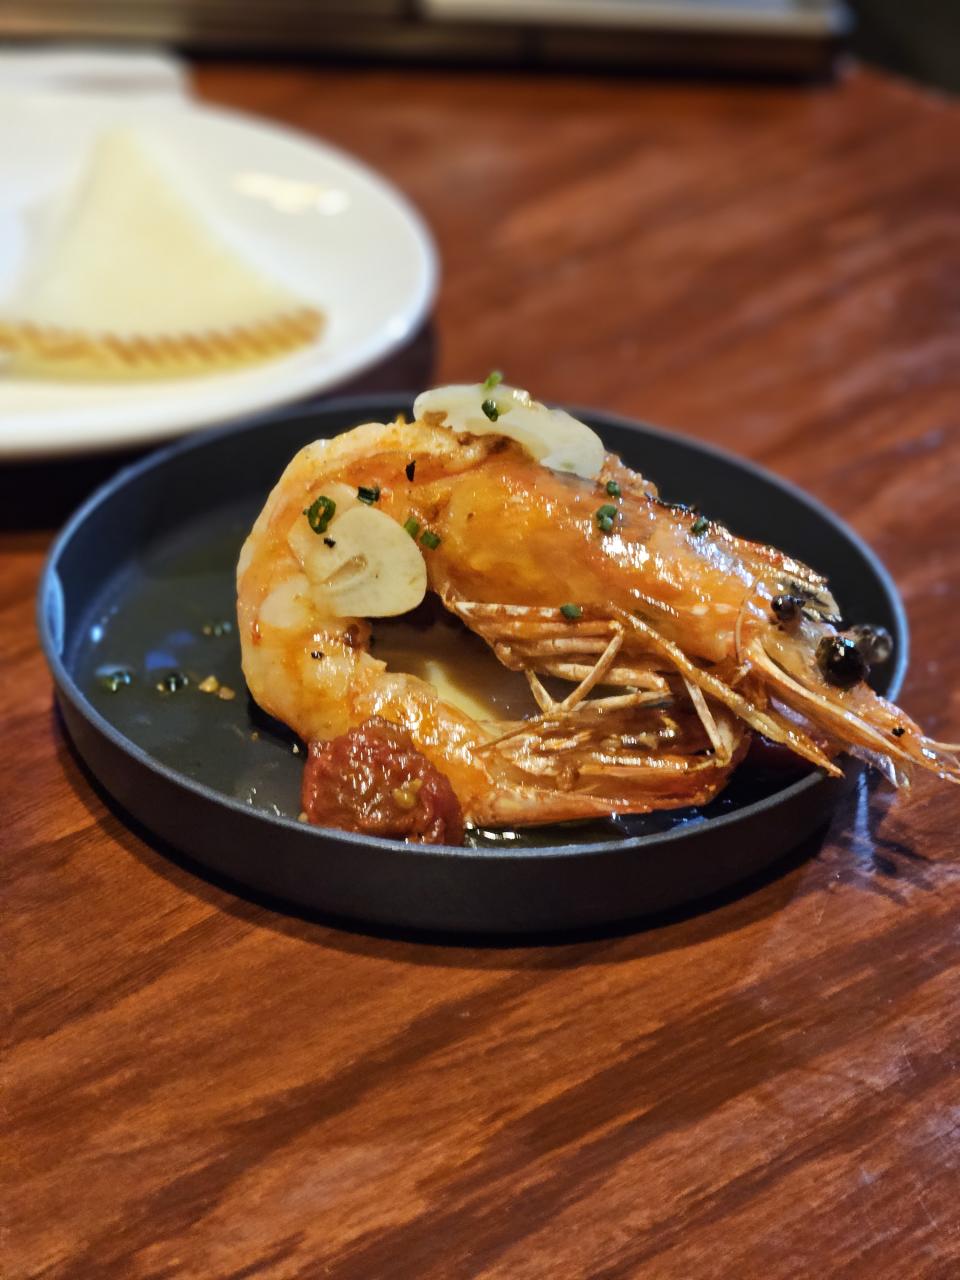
39,396 -> 907,933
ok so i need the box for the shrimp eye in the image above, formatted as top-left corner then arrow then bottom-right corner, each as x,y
771,594 -> 803,624
816,635 -> 869,689
847,623 -> 893,665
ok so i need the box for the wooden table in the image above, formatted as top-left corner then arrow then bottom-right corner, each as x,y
7,62 -> 960,1279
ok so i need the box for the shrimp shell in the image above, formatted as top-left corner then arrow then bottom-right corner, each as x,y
237,413 -> 958,842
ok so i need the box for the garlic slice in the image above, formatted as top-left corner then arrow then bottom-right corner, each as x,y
298,505 -> 427,618
413,382 -> 605,480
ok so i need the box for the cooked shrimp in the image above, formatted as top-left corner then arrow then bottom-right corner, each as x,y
237,382 -> 958,843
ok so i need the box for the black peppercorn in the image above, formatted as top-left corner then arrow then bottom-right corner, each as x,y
848,623 -> 893,665
816,636 -> 868,689
771,594 -> 804,625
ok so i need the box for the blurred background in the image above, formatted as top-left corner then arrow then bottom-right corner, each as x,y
0,1 -> 957,91
2,0 -> 956,509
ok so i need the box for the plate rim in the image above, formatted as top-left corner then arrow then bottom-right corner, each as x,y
38,393 -> 910,862
1,94 -> 439,460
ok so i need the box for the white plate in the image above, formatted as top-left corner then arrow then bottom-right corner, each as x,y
0,90 -> 437,460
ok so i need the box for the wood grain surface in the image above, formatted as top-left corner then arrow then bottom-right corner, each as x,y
5,62 -> 960,1279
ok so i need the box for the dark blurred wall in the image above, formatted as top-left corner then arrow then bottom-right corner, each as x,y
1,1 -> 957,92
854,0 -> 960,92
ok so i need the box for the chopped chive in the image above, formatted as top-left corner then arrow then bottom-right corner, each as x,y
98,668 -> 133,693
403,516 -> 420,538
304,495 -> 336,534
595,503 -> 617,533
560,603 -> 583,620
482,370 -> 504,391
605,480 -> 621,498
405,460 -> 416,482
481,398 -> 500,422
690,516 -> 709,535
420,529 -> 442,550
357,485 -> 380,505
156,671 -> 188,694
